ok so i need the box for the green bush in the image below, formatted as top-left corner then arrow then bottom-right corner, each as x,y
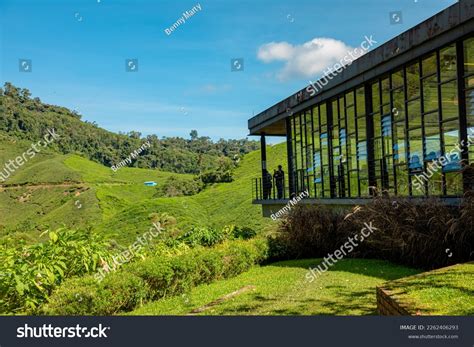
42,272 -> 149,315
0,228 -> 113,314
154,176 -> 204,197
228,225 -> 257,240
199,169 -> 233,184
177,225 -> 257,248
127,257 -> 175,299
199,157 -> 234,184
42,238 -> 269,315
41,276 -> 99,315
177,226 -> 225,247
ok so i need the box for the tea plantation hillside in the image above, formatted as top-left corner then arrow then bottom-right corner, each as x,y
0,132 -> 286,245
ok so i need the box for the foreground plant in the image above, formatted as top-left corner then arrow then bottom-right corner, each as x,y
0,228 -> 113,314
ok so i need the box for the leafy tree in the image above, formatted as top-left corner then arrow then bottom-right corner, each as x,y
0,82 -> 260,175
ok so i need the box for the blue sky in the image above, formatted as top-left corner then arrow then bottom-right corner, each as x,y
0,0 -> 457,142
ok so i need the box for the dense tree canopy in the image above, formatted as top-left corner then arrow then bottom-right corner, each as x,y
0,83 -> 259,174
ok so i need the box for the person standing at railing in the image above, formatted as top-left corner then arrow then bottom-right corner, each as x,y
274,165 -> 285,199
262,169 -> 273,199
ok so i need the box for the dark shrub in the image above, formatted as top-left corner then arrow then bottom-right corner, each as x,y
199,169 -> 233,184
271,196 -> 474,270
270,205 -> 349,259
232,226 -> 257,240
154,176 -> 204,197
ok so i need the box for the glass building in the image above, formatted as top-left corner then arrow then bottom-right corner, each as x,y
248,1 -> 474,215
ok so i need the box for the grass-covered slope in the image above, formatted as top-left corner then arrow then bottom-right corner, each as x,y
130,258 -> 420,316
90,143 -> 286,244
91,144 -> 286,243
0,131 -> 286,245
378,262 -> 474,315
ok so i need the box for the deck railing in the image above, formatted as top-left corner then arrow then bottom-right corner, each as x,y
252,176 -> 290,200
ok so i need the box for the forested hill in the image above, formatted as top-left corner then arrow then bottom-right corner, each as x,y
0,83 -> 259,174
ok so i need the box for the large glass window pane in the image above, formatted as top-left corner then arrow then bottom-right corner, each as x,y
442,120 -> 461,172
407,99 -> 421,129
381,78 -> 390,105
427,170 -> 443,196
408,128 -> 424,175
423,75 -> 439,113
347,106 -> 355,133
373,112 -> 381,138
446,172 -> 463,196
320,103 -> 327,125
394,121 -> 406,164
350,171 -> 359,197
348,136 -> 357,170
346,91 -> 354,107
392,88 -> 405,122
392,69 -> 404,89
321,132 -> 330,196
295,115 -> 301,170
406,62 -> 420,99
440,44 -> 457,81
442,119 -> 462,196
424,112 -> 441,161
441,81 -> 458,120
463,37 -> 474,75
422,53 -> 437,77
396,166 -> 410,196
356,87 -> 366,116
372,83 -> 380,111
306,111 -> 313,146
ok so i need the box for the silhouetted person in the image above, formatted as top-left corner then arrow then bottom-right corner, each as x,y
262,169 -> 273,199
274,165 -> 285,199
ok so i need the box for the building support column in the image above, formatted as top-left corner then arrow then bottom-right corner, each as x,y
260,133 -> 267,176
365,83 -> 376,196
456,40 -> 472,193
286,118 -> 295,197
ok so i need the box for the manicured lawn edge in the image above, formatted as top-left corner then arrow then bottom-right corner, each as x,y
377,262 -> 474,316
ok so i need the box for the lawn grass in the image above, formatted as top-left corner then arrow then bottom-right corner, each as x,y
378,262 -> 474,315
129,258 -> 420,316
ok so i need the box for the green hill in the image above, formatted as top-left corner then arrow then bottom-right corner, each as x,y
0,82 -> 285,246
0,133 -> 286,245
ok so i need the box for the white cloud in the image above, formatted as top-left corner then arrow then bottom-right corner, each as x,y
257,37 -> 357,81
257,42 -> 294,63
